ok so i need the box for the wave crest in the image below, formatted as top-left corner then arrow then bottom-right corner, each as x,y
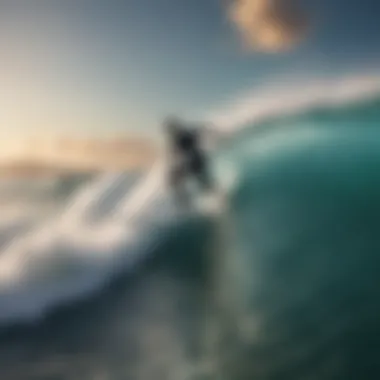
208,73 -> 380,134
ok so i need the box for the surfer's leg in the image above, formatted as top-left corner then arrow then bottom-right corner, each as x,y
190,154 -> 214,192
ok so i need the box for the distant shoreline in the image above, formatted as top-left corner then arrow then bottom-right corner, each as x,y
0,136 -> 158,179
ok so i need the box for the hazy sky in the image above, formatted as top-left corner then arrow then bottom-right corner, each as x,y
0,0 -> 379,139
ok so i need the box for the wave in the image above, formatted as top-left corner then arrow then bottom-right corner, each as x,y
1,72 -> 379,327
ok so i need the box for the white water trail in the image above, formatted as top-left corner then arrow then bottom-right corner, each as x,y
0,160 -> 184,325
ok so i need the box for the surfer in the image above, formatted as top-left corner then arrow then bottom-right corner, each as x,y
164,116 -> 215,204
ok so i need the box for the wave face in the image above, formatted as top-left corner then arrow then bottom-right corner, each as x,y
1,76 -> 380,379
212,93 -> 380,380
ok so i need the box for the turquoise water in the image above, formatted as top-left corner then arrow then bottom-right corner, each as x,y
214,111 -> 380,379
0,95 -> 380,379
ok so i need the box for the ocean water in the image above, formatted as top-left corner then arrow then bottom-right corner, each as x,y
1,89 -> 380,379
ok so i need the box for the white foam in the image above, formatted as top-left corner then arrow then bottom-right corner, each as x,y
207,72 -> 380,133
0,164 -> 187,325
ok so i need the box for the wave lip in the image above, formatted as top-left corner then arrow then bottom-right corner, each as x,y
208,73 -> 380,133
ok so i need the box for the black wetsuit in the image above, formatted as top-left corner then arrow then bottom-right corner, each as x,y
169,127 -> 211,190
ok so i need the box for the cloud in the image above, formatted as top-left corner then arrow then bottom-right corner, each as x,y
227,0 -> 309,52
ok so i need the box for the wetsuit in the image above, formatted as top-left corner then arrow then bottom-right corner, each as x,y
168,127 -> 212,191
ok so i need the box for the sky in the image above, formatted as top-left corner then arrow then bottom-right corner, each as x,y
0,0 -> 380,145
